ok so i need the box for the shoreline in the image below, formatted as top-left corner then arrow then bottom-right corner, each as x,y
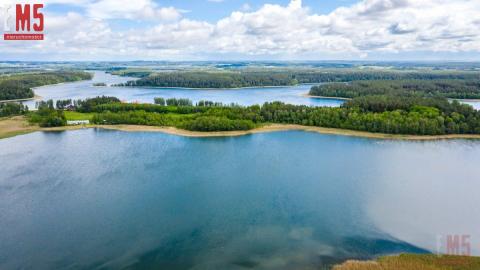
31,76 -> 95,90
1,76 -> 93,104
85,124 -> 480,140
3,117 -> 480,140
113,84 -> 307,91
301,94 -> 352,100
0,94 -> 42,103
451,98 -> 480,102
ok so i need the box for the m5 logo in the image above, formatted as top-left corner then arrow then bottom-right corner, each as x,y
2,3 -> 44,40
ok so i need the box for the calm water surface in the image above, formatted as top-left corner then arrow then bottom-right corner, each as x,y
462,101 -> 480,110
1,130 -> 480,269
24,71 -> 479,109
24,71 -> 344,108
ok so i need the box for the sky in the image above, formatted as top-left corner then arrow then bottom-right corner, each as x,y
1,0 -> 480,61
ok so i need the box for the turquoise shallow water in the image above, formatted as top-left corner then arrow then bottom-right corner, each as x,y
1,129 -> 480,269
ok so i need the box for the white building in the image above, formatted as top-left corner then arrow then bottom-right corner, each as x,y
67,120 -> 90,125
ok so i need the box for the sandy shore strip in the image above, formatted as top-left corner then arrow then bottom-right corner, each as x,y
2,117 -> 480,140
0,116 -> 40,139
114,84 -> 303,90
94,124 -> 480,140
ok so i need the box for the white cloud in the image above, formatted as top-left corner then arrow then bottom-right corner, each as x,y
86,0 -> 181,21
1,0 -> 480,60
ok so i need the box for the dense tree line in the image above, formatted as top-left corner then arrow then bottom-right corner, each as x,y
309,79 -> 480,99
71,96 -> 480,135
28,100 -> 67,127
85,98 -> 226,114
92,110 -> 187,127
111,69 -> 152,78
294,71 -> 479,83
183,116 -> 254,131
117,70 -> 479,89
75,96 -> 120,112
155,97 -> 225,107
342,95 -> 472,114
0,85 -> 33,100
87,102 -> 207,114
197,100 -> 225,107
117,72 -> 298,88
0,103 -> 28,117
91,111 -> 255,132
165,98 -> 192,106
25,93 -> 480,135
259,102 -> 480,135
0,71 -> 92,100
56,99 -> 73,110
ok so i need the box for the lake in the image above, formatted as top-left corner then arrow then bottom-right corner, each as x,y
25,71 -> 479,110
24,71 -> 345,108
461,101 -> 480,110
1,129 -> 479,269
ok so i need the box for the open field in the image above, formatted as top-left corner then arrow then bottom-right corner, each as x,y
0,116 -> 40,139
64,111 -> 95,121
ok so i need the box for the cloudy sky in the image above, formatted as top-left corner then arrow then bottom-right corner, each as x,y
1,0 -> 480,61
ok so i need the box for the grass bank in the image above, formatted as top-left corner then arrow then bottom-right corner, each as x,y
0,116 -> 40,139
333,254 -> 480,270
64,111 -> 95,121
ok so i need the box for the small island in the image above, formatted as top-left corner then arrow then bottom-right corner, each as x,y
93,82 -> 107,87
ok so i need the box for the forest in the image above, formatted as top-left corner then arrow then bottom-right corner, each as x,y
23,95 -> 480,135
116,69 -> 480,89
309,79 -> 480,99
117,71 -> 298,88
0,71 -> 92,100
0,103 -> 29,117
28,100 -> 67,127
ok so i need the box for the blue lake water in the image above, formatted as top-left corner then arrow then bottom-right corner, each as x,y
1,129 -> 480,269
23,71 -> 479,110
24,71 -> 344,108
462,101 -> 480,110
